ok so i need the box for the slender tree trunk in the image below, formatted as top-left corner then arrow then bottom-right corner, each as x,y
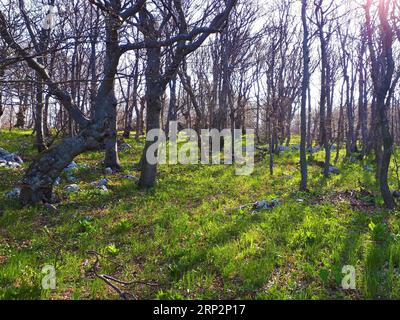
307,84 -> 312,148
0,68 -> 4,122
123,49 -> 139,139
89,7 -> 99,118
165,73 -> 177,134
377,96 -> 394,208
135,96 -> 145,140
33,3 -> 54,153
255,66 -> 261,143
324,58 -> 333,174
300,0 -> 309,191
356,35 -> 367,154
35,68 -> 46,152
335,79 -> 345,164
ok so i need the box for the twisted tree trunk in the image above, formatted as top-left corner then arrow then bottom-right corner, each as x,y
0,7 -> 122,204
20,127 -> 101,204
365,0 -> 396,209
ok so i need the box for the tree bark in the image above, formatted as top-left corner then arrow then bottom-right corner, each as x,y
300,0 -> 309,191
138,46 -> 163,189
0,67 -> 4,122
20,128 -> 100,204
365,0 -> 395,209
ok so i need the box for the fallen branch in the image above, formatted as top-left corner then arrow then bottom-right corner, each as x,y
86,250 -> 158,300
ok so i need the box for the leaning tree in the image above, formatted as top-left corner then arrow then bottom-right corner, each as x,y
0,0 -> 237,204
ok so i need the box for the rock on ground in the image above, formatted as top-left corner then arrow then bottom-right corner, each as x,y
105,167 -> 115,175
54,177 -> 61,186
252,199 -> 279,210
91,178 -> 109,187
64,161 -> 79,173
64,184 -> 80,192
0,147 -> 23,169
97,185 -> 109,193
5,187 -> 21,199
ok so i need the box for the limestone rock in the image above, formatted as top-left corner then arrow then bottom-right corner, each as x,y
5,187 -> 21,199
64,184 -> 80,192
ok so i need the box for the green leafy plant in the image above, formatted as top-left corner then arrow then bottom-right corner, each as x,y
105,244 -> 119,255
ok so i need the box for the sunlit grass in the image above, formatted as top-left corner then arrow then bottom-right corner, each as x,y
1,129 -> 400,299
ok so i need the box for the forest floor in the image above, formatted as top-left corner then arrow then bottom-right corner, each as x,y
1,129 -> 400,299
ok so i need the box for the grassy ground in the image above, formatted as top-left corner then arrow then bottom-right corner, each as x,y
1,129 -> 400,300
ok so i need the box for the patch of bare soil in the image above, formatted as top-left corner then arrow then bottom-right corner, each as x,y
315,189 -> 378,213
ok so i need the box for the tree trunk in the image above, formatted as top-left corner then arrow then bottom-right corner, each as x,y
165,74 -> 177,134
377,96 -> 394,209
307,84 -> 312,148
20,128 -> 100,204
365,0 -> 395,209
15,80 -> 29,128
123,49 -> 139,139
135,96 -> 145,140
18,10 -> 122,204
138,46 -> 163,189
0,68 -> 4,122
103,91 -> 120,170
300,0 -> 309,191
35,74 -> 47,152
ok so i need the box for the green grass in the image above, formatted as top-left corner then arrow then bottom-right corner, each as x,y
1,129 -> 400,299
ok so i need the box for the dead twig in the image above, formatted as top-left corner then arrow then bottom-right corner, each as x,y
86,250 -> 158,300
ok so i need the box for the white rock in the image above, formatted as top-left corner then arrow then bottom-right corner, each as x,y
6,187 -> 21,199
64,161 -> 78,173
7,162 -> 21,168
91,178 -> 109,187
54,177 -> 61,186
64,184 -> 80,192
105,167 -> 114,175
0,147 -> 23,165
97,185 -> 108,193
252,199 -> 279,210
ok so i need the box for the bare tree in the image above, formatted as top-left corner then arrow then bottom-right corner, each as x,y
129,0 -> 237,189
365,0 -> 398,209
0,0 -> 147,203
